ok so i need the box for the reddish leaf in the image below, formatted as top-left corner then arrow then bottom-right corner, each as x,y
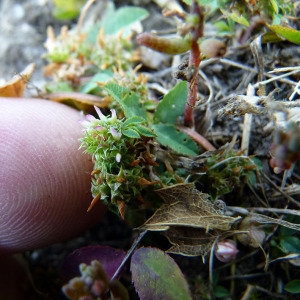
131,247 -> 192,300
61,245 -> 126,282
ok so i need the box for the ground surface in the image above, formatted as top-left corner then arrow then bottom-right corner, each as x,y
1,0 -> 300,299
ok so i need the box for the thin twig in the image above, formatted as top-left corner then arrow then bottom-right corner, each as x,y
289,80 -> 300,100
254,69 -> 300,88
198,70 -> 214,106
240,284 -> 255,300
262,173 -> 300,208
229,257 -> 236,298
208,155 -> 255,171
77,0 -> 96,35
241,84 -> 255,154
209,238 -> 218,300
249,207 -> 300,216
147,83 -> 169,95
219,58 -> 297,87
111,230 -> 148,281
269,66 -> 300,73
255,285 -> 286,298
220,58 -> 257,73
222,272 -> 270,281
268,253 -> 300,265
247,183 -> 269,208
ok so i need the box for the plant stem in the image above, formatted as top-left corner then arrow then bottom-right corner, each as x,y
184,1 -> 204,126
111,230 -> 148,281
178,126 -> 216,151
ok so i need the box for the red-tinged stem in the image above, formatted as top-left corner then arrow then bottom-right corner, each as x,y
184,43 -> 200,126
178,126 -> 216,151
184,1 -> 204,126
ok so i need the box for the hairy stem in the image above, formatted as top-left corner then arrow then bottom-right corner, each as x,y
184,1 -> 204,126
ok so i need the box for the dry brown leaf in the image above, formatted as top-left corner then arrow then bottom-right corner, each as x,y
43,92 -> 110,113
0,63 -> 35,97
164,226 -> 220,257
141,183 -> 241,232
139,183 -> 241,257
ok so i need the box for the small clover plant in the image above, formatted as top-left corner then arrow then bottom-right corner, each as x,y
80,106 -> 156,216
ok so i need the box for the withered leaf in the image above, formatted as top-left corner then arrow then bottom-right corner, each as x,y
43,92 -> 110,113
164,226 -> 220,258
141,183 -> 241,232
0,63 -> 35,97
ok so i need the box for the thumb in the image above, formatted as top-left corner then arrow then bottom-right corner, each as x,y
0,98 -> 106,254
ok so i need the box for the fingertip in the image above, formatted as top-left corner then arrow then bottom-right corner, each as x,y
0,98 -> 106,253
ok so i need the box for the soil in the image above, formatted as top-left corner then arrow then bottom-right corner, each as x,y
1,0 -> 300,299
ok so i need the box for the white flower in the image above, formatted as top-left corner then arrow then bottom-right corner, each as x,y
110,127 -> 122,140
94,106 -> 107,121
116,153 -> 122,163
215,240 -> 238,263
110,109 -> 117,123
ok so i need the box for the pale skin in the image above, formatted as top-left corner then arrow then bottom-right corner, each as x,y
0,98 -> 107,298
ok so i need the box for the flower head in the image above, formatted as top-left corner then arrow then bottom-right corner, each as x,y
110,109 -> 117,123
116,153 -> 122,163
110,127 -> 122,140
94,106 -> 107,121
215,240 -> 238,263
80,105 -> 156,216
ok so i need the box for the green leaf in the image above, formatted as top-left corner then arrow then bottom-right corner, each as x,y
280,236 -> 300,253
251,157 -> 263,170
53,0 -> 85,20
262,31 -> 285,44
109,280 -> 129,300
152,124 -> 198,156
104,83 -> 130,102
280,215 -> 300,236
88,4 -> 149,42
196,0 -> 219,13
214,285 -> 230,298
122,93 -> 147,119
131,247 -> 192,300
272,13 -> 282,25
87,2 -> 115,43
221,9 -> 250,27
135,125 -> 156,137
80,71 -> 113,94
104,84 -> 147,119
270,0 -> 279,15
229,13 -> 250,27
267,25 -> 300,45
123,128 -> 140,138
214,21 -> 230,32
123,116 -> 145,127
247,171 -> 257,186
214,19 -> 235,35
154,81 -> 188,124
45,82 -> 73,93
284,280 -> 300,294
53,8 -> 79,20
102,6 -> 149,36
